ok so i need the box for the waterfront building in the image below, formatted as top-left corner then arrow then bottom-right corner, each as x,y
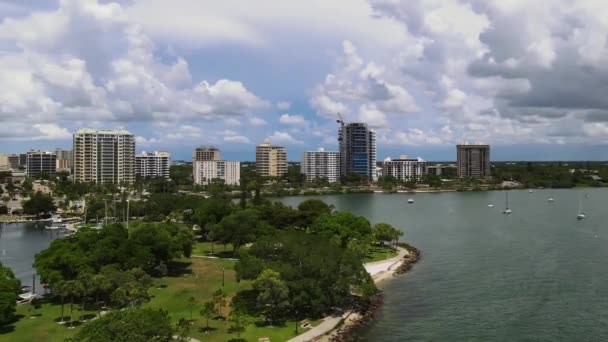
382,155 -> 427,181
194,160 -> 240,185
301,148 -> 340,183
136,151 -> 171,179
73,129 -> 135,184
427,164 -> 456,177
26,150 -> 57,178
338,122 -> 377,181
256,139 -> 287,177
55,148 -> 73,172
456,143 -> 491,178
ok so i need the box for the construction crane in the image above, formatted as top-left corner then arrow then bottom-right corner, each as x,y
336,113 -> 344,141
336,112 -> 344,125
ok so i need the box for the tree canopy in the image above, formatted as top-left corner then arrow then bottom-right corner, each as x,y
0,262 -> 21,327
72,308 -> 173,342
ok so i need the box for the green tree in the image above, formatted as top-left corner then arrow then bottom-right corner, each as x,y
252,269 -> 290,325
64,279 -> 84,328
212,288 -> 226,318
228,302 -> 249,340
73,308 -> 172,342
372,223 -> 403,246
187,296 -> 196,321
0,262 -> 21,327
213,209 -> 269,250
200,301 -> 215,331
22,191 -> 56,217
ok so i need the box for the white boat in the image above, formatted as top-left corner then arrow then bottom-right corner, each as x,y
488,204 -> 495,208
503,192 -> 512,214
407,198 -> 414,204
548,197 -> 555,202
577,199 -> 586,220
529,189 -> 533,193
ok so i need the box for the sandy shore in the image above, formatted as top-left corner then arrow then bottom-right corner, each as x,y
288,247 -> 411,342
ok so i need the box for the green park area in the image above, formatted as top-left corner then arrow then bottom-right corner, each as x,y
0,195 -> 403,342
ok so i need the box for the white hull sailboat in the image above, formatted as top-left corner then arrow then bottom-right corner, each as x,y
503,191 -> 512,214
577,199 -> 586,220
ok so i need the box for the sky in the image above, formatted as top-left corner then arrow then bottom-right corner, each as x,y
2,0 -> 608,161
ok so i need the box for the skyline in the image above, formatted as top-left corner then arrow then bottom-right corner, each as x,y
3,1 -> 608,160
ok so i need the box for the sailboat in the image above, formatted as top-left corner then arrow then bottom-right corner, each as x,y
503,192 -> 512,214
577,199 -> 586,220
548,192 -> 555,202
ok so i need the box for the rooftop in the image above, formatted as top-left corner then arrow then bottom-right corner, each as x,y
75,128 -> 132,135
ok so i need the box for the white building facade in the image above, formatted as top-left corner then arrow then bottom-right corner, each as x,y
301,148 -> 340,183
194,160 -> 240,186
136,151 -> 171,179
382,155 -> 427,181
73,129 -> 135,184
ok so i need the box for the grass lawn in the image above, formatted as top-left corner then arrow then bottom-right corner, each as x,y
146,257 -> 314,342
192,241 -> 236,258
1,298 -> 98,342
364,246 -> 398,263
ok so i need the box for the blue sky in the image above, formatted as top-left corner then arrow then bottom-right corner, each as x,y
2,0 -> 608,161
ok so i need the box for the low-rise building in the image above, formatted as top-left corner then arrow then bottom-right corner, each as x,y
26,150 -> 57,178
194,160 -> 240,186
382,155 -> 427,181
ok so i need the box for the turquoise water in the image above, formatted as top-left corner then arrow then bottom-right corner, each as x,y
279,189 -> 608,341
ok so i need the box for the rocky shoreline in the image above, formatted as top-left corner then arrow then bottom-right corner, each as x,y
327,243 -> 421,342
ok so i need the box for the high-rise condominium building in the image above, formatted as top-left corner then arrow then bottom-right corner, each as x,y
73,129 -> 135,184
194,160 -> 240,185
193,146 -> 220,178
136,151 -> 171,179
193,146 -> 220,162
301,148 -> 340,183
382,155 -> 427,181
26,150 -> 57,178
55,148 -> 73,171
456,143 -> 491,178
256,139 -> 287,177
339,122 -> 377,181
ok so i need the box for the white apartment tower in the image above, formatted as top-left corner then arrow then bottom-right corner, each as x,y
136,151 -> 171,179
73,129 -> 135,184
382,155 -> 427,181
256,139 -> 287,177
194,160 -> 240,186
301,148 -> 340,183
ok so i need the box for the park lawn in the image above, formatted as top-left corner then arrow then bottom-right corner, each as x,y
2,299 -> 98,342
146,256 -> 316,342
192,241 -> 235,257
364,245 -> 398,263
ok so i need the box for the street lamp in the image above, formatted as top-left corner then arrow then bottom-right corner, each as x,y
126,198 -> 130,238
222,266 -> 225,287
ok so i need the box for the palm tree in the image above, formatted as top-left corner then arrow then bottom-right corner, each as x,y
92,274 -> 112,315
55,281 -> 68,324
77,273 -> 94,321
63,280 -> 84,328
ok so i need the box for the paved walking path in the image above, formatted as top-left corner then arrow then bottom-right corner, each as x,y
287,247 -> 408,342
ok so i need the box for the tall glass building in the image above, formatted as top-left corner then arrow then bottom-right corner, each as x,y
338,122 -> 377,181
